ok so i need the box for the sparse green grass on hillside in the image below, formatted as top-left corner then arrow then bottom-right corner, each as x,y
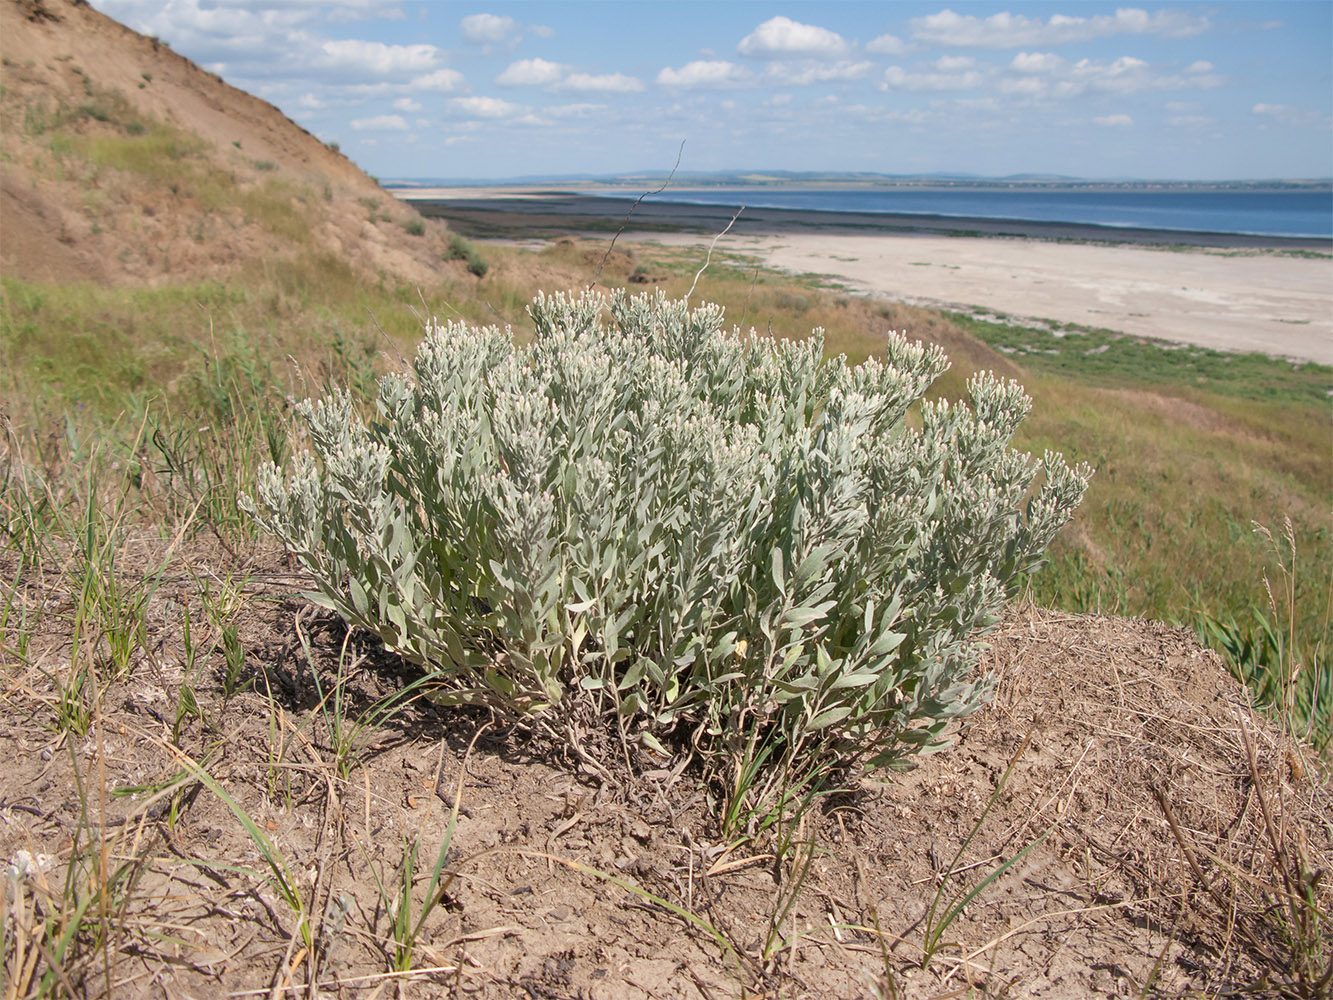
2,75 -> 322,248
1,237 -> 1328,748
947,310 -> 1332,405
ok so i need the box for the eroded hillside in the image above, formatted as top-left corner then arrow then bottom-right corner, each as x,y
0,0 -> 448,286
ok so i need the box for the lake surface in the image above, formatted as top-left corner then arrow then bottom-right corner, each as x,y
590,187 -> 1333,239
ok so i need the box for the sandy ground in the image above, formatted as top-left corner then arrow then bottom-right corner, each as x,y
636,229 -> 1333,365
401,188 -> 1333,366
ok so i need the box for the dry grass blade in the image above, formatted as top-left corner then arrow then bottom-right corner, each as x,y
1152,714 -> 1332,997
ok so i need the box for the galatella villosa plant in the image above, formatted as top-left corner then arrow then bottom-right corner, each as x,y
245,290 -> 1090,827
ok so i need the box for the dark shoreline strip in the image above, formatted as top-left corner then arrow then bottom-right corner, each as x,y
408,193 -> 1333,251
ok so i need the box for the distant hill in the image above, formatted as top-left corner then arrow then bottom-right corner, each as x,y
388,170 -> 1331,192
0,0 -> 449,286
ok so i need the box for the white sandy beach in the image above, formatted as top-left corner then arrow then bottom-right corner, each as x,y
626,230 -> 1333,366
399,187 -> 1333,365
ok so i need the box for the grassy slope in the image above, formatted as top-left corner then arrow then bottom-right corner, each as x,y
3,232 -> 1329,747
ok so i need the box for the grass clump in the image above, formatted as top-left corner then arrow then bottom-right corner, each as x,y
246,289 -> 1089,827
446,233 -> 488,277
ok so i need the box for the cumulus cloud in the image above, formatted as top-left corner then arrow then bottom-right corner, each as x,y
657,60 -> 751,88
554,72 -> 643,93
738,16 -> 849,58
392,97 -> 422,111
934,55 -> 976,71
1094,113 -> 1133,126
1185,60 -> 1213,74
350,114 -> 409,130
460,13 -> 518,44
320,39 -> 438,75
881,65 -> 984,91
866,33 -> 909,55
448,96 -> 521,118
1000,53 -> 1222,98
911,7 -> 1210,49
496,58 -> 567,86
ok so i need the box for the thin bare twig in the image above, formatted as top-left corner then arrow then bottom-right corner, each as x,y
684,205 -> 744,305
588,139 -> 685,290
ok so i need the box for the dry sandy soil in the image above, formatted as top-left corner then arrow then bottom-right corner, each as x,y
405,189 -> 1333,366
2,526 -> 1330,999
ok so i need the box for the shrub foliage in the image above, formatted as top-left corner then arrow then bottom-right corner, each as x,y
247,290 -> 1089,821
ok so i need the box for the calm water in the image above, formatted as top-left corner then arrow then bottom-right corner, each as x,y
594,187 -> 1333,239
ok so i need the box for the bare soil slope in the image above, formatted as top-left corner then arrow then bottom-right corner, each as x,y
1,0 -> 449,286
1,524 -> 1329,997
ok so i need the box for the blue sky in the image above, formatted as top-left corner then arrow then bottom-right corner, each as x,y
90,1 -> 1332,181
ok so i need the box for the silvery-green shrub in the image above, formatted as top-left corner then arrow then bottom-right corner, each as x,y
246,290 -> 1089,824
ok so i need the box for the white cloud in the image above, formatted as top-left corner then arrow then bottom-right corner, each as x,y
933,56 -> 976,71
297,92 -> 325,109
767,59 -> 872,85
496,57 -> 567,86
1000,53 -> 1222,98
319,39 -> 438,75
411,68 -> 466,92
1010,51 -> 1064,73
531,24 -> 555,38
866,33 -> 908,55
449,96 -> 521,118
881,65 -> 984,91
1185,60 -> 1213,74
1094,113 -> 1133,126
911,8 -> 1209,49
1252,103 -> 1329,127
657,60 -> 751,88
460,13 -> 518,44
393,97 -> 422,111
738,16 -> 849,58
998,76 -> 1045,95
555,72 -> 644,93
1169,114 -> 1213,127
546,103 -> 605,118
350,114 -> 409,130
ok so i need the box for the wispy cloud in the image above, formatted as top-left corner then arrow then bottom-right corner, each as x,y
911,8 -> 1210,49
766,60 -> 872,85
881,65 -> 984,92
554,72 -> 643,93
460,13 -> 518,44
448,95 -> 522,119
657,60 -> 751,89
1252,103 -> 1331,128
350,114 -> 409,130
